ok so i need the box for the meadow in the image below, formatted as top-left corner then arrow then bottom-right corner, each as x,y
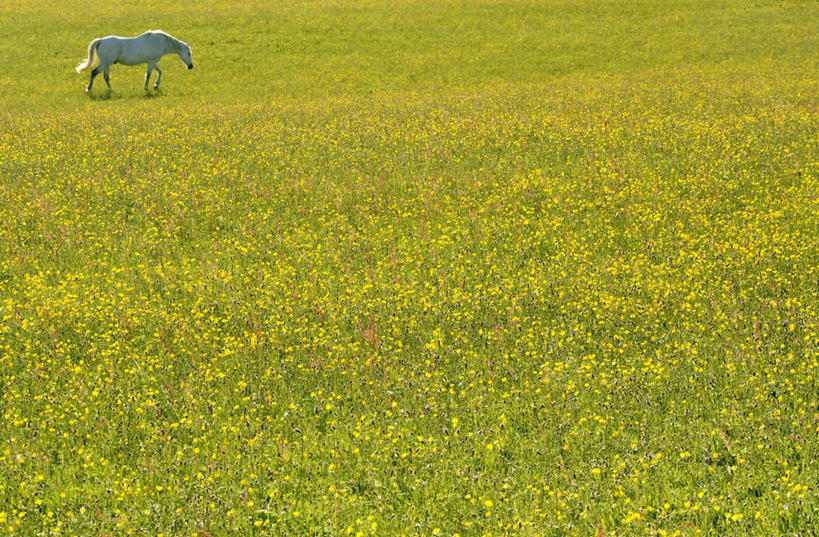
1,0 -> 818,535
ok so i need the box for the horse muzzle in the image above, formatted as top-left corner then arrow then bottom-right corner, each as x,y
187,63 -> 194,70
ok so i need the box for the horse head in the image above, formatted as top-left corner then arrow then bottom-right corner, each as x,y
179,43 -> 193,69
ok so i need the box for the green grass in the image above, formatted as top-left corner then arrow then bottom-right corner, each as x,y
1,0 -> 818,535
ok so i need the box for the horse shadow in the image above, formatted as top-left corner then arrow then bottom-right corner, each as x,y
142,89 -> 163,99
87,90 -> 164,101
88,90 -> 121,101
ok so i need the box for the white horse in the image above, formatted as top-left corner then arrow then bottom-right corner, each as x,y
76,30 -> 193,93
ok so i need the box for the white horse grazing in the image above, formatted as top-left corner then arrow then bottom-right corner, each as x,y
76,30 -> 193,93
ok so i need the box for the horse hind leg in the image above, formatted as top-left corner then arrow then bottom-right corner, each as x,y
86,65 -> 102,93
103,67 -> 111,90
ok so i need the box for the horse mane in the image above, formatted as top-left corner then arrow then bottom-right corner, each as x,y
146,29 -> 182,50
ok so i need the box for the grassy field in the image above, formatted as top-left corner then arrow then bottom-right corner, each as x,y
1,0 -> 818,535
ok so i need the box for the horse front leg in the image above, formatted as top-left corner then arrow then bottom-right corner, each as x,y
153,65 -> 163,90
144,64 -> 154,91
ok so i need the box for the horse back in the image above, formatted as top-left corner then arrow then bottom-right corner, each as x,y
97,33 -> 166,66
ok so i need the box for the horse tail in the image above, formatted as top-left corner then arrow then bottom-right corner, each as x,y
76,38 -> 101,73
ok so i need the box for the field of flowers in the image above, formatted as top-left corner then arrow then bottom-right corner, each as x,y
1,0 -> 818,535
